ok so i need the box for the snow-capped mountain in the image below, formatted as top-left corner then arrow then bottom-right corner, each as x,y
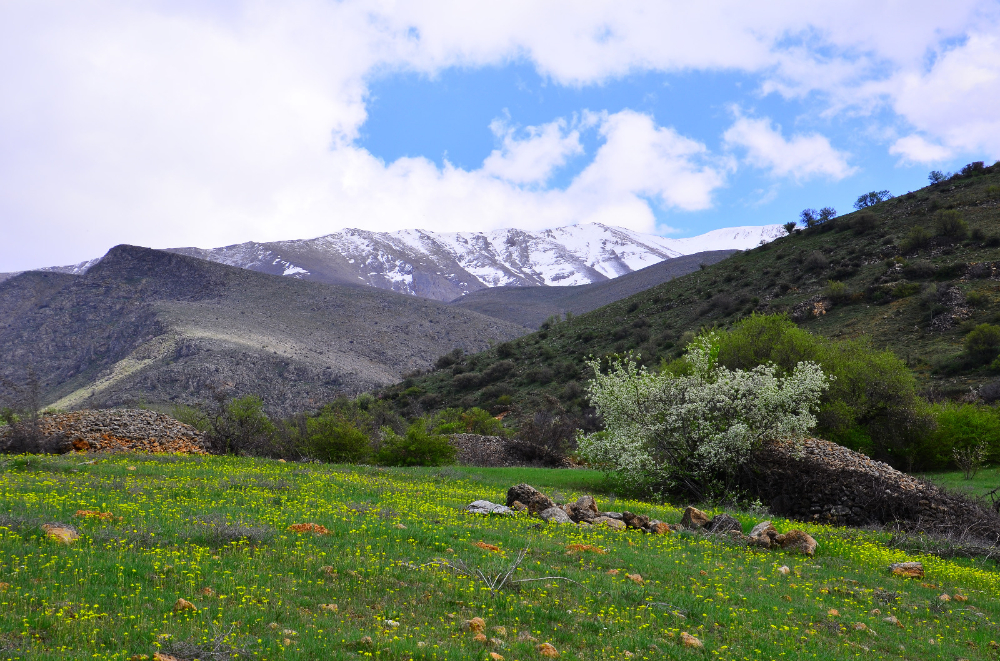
2,223 -> 783,301
167,223 -> 783,301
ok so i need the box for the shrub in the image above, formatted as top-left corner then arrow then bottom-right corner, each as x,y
452,372 -> 482,390
935,210 -> 968,239
928,170 -> 946,184
783,221 -> 797,235
431,407 -> 505,436
305,414 -> 370,463
710,314 -> 933,467
375,422 -> 456,467
804,251 -> 829,271
966,291 -> 988,308
964,323 -> 1000,362
435,348 -> 464,370
824,280 -> 850,303
207,395 -> 277,456
920,403 -> 1000,468
579,337 -> 829,499
482,360 -> 515,383
850,213 -> 876,234
854,190 -> 893,210
960,161 -> 985,177
900,226 -> 931,253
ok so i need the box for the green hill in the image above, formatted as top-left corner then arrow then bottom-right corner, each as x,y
381,162 -> 1000,428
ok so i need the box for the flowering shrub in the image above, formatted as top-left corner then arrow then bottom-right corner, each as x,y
579,333 -> 830,498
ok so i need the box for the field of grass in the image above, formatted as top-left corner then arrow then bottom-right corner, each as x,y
2,455 -> 1000,660
918,466 -> 1000,500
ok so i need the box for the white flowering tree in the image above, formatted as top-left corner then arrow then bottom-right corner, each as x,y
578,333 -> 831,497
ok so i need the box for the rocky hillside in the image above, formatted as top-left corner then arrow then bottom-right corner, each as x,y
0,246 -> 527,415
381,162 -> 1000,423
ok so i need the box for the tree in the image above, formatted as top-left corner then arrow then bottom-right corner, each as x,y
799,209 -> 818,228
207,394 -> 277,455
854,190 -> 893,210
928,170 -> 946,184
783,221 -> 797,235
578,336 -> 829,499
964,324 -> 1000,362
818,207 -> 837,223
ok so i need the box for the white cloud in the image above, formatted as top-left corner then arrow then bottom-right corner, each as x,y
0,1 -> 999,270
723,115 -> 855,181
481,118 -> 582,185
889,135 -> 954,164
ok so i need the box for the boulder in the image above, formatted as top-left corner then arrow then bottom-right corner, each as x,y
748,521 -> 776,539
706,514 -> 742,535
680,506 -> 710,529
511,501 -> 527,512
889,561 -> 924,579
466,500 -> 513,516
41,523 -> 79,544
593,516 -> 626,531
538,507 -> 573,524
647,522 -> 672,535
622,512 -> 650,530
599,511 -> 623,520
506,484 -> 553,512
564,495 -> 599,523
779,529 -> 818,556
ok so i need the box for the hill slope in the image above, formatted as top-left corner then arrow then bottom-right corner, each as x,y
381,163 -> 1000,424
448,250 -> 736,328
0,246 -> 527,415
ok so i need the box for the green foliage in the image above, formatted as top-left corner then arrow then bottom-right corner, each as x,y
964,323 -> 1000,362
823,280 -> 850,303
209,395 -> 277,456
854,190 -> 893,209
711,314 -> 933,467
891,282 -> 921,298
900,226 -> 931,253
921,402 -> 1000,468
935,210 -> 968,239
375,421 -> 456,467
430,407 -> 506,436
170,404 -> 211,432
305,414 -> 370,464
782,221 -> 796,235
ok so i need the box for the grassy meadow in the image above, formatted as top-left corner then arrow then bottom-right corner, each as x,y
1,455 -> 999,660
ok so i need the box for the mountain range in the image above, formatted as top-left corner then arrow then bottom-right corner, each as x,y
1,223 -> 783,302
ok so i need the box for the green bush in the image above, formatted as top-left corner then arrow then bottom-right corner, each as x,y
710,314 -> 933,467
305,414 -> 370,463
208,395 -> 277,456
430,407 -> 506,436
824,280 -> 851,303
375,422 -> 456,467
920,403 -> 1000,468
935,210 -> 968,239
900,226 -> 931,253
964,323 -> 1000,362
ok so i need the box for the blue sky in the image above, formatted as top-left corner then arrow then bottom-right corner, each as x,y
359,63 -> 938,236
1,1 -> 999,271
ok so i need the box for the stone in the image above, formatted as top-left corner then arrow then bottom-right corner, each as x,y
883,615 -> 902,627
599,511 -> 623,520
153,654 -> 183,661
749,521 -> 777,539
680,632 -> 703,648
938,594 -> 951,602
954,594 -> 968,602
777,565 -> 790,576
780,529 -> 818,556
726,530 -> 747,543
42,523 -> 79,544
518,631 -> 538,642
593,516 -> 626,530
706,514 -> 742,535
647,522 -> 672,534
467,500 -> 513,516
538,507 -> 573,524
626,573 -> 644,584
852,622 -> 868,631
318,603 -> 338,612
463,617 -> 486,633
680,506 -> 710,529
889,562 -> 924,578
621,512 -> 650,530
172,598 -> 196,613
511,501 -> 527,512
473,633 -> 488,643
536,642 -> 559,657
564,495 -> 599,523
827,609 -> 839,617
506,484 -> 554,512
490,653 -> 505,660
493,626 -> 507,636
287,523 -> 329,534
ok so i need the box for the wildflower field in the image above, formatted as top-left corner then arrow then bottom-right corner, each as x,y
1,455 -> 999,660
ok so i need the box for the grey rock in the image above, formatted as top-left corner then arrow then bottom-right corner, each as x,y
593,516 -> 627,530
706,514 -> 742,535
466,500 -> 512,516
748,521 -> 776,539
538,507 -> 574,524
599,511 -> 623,520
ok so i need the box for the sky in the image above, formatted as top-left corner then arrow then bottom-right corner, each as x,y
2,1 -> 1000,272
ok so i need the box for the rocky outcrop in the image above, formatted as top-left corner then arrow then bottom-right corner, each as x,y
748,438 -> 1000,538
506,484 -> 555,514
2,409 -> 207,454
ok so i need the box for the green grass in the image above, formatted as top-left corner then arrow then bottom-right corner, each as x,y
918,466 -> 1000,500
2,454 -> 1000,660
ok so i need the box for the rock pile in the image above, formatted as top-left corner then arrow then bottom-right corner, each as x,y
448,434 -> 523,467
749,438 -> 1000,538
7,409 -> 209,454
473,484 -> 819,556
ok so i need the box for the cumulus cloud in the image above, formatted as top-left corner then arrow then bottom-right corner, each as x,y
481,118 -> 582,185
723,115 -> 855,181
0,0 -> 998,270
889,135 -> 954,164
